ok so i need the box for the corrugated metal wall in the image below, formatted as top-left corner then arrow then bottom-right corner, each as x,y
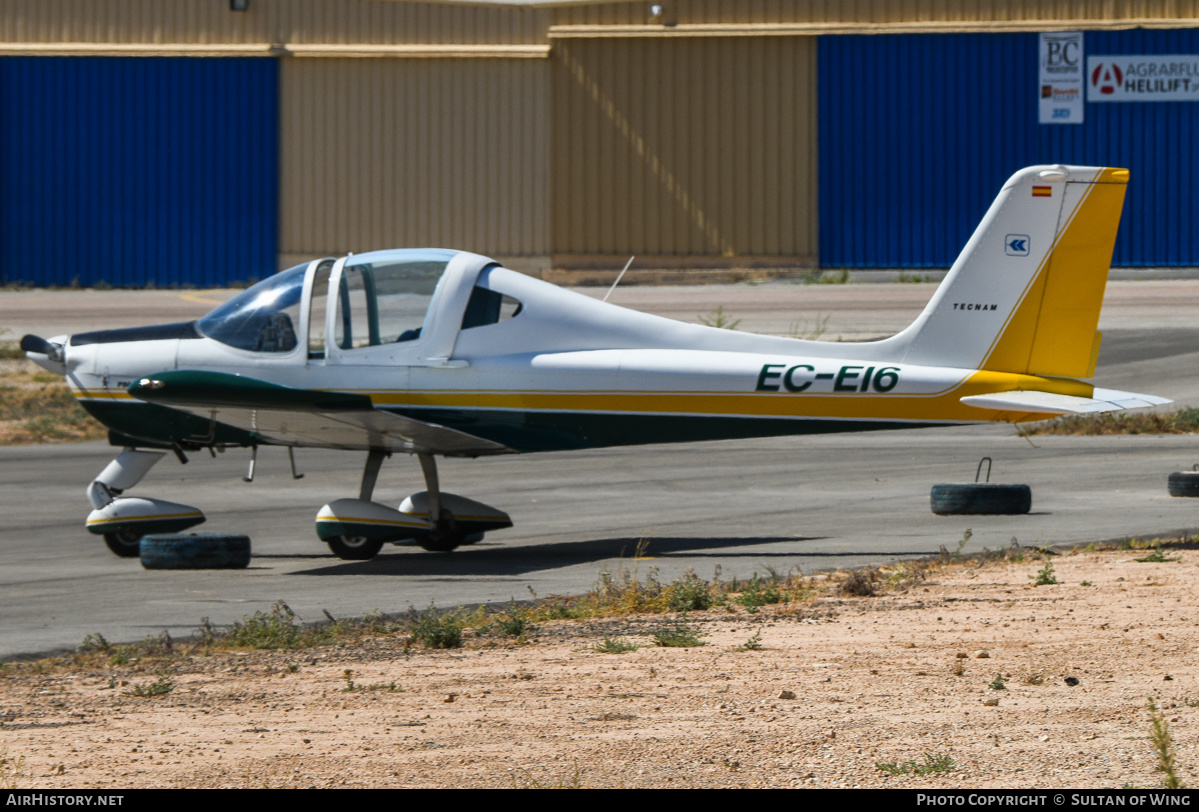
818,30 -> 1199,267
550,0 -> 1199,27
280,58 -> 549,260
551,36 -> 817,263
7,0 -> 1199,47
5,2 -> 1199,276
0,57 -> 278,287
0,0 -> 549,47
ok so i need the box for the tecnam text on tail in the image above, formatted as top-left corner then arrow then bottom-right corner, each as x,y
22,165 -> 1167,559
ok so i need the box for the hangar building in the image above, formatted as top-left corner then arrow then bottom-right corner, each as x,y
1,0 -> 1196,285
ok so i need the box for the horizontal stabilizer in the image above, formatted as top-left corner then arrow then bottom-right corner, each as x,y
961,388 -> 1172,415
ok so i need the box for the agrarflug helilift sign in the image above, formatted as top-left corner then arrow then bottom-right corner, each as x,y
1087,55 -> 1199,102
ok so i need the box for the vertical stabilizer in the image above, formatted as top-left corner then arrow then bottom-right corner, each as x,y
891,165 -> 1127,376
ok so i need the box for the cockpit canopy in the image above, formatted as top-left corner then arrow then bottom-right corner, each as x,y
196,249 -> 517,356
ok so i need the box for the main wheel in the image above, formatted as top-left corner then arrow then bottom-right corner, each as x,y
418,532 -> 466,553
326,534 -> 384,560
104,529 -> 143,558
930,483 -> 1032,515
416,508 -> 474,552
140,533 -> 251,569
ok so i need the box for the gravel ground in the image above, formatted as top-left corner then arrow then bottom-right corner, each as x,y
1,544 -> 1196,789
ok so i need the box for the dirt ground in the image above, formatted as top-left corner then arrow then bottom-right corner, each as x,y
1,544 -> 1197,789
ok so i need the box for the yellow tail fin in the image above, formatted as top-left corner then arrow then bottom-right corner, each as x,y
984,167 -> 1128,377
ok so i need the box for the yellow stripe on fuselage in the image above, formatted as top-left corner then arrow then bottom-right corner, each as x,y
361,370 -> 1091,422
77,369 -> 1092,425
72,389 -> 137,401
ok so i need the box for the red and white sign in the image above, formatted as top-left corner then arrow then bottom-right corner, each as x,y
1087,56 -> 1199,102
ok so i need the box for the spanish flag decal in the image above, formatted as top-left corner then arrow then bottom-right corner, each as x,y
1032,186 -> 1053,197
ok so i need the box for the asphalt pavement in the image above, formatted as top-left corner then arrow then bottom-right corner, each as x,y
1,280 -> 1197,659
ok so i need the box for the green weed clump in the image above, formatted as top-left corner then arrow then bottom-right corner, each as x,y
1136,544 -> 1181,564
409,603 -> 464,649
129,676 -> 174,697
735,573 -> 784,611
876,753 -> 956,776
1149,697 -> 1185,789
1032,560 -> 1058,586
664,569 -> 717,612
786,313 -> 830,340
341,669 -> 400,693
220,601 -> 311,650
652,619 -> 706,648
697,305 -> 741,330
0,746 -> 26,790
736,629 -> 764,651
593,637 -> 639,654
77,630 -> 175,667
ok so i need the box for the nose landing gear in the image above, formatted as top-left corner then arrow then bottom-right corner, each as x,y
86,449 -> 207,558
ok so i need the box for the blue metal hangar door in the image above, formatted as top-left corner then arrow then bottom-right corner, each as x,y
818,31 -> 1199,268
0,57 -> 278,287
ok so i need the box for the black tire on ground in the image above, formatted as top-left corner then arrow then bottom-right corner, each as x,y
1167,471 -> 1199,497
326,534 -> 384,560
930,483 -> 1032,515
104,529 -> 144,558
140,533 -> 252,569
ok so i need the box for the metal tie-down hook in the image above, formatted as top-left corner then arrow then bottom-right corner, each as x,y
975,456 -> 992,483
244,445 -> 257,482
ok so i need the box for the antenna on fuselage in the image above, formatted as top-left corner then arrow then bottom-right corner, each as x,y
602,256 -> 635,302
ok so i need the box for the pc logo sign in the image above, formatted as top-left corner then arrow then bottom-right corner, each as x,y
1004,234 -> 1030,256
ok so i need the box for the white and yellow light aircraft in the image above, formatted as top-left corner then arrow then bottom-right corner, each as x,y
22,165 -> 1167,560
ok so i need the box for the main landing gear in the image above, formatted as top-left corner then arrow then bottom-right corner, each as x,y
85,449 -> 206,557
315,451 -> 512,560
84,447 -> 510,562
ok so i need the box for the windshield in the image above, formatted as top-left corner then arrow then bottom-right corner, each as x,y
197,264 -> 307,353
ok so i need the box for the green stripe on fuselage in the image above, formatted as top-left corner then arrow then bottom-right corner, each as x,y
381,407 -> 946,453
82,398 -> 948,453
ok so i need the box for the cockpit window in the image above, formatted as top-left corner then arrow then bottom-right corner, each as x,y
334,251 -> 453,350
197,264 -> 306,353
461,286 -> 522,330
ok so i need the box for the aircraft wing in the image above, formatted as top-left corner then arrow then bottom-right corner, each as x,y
127,370 -> 512,456
960,387 -> 1172,415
